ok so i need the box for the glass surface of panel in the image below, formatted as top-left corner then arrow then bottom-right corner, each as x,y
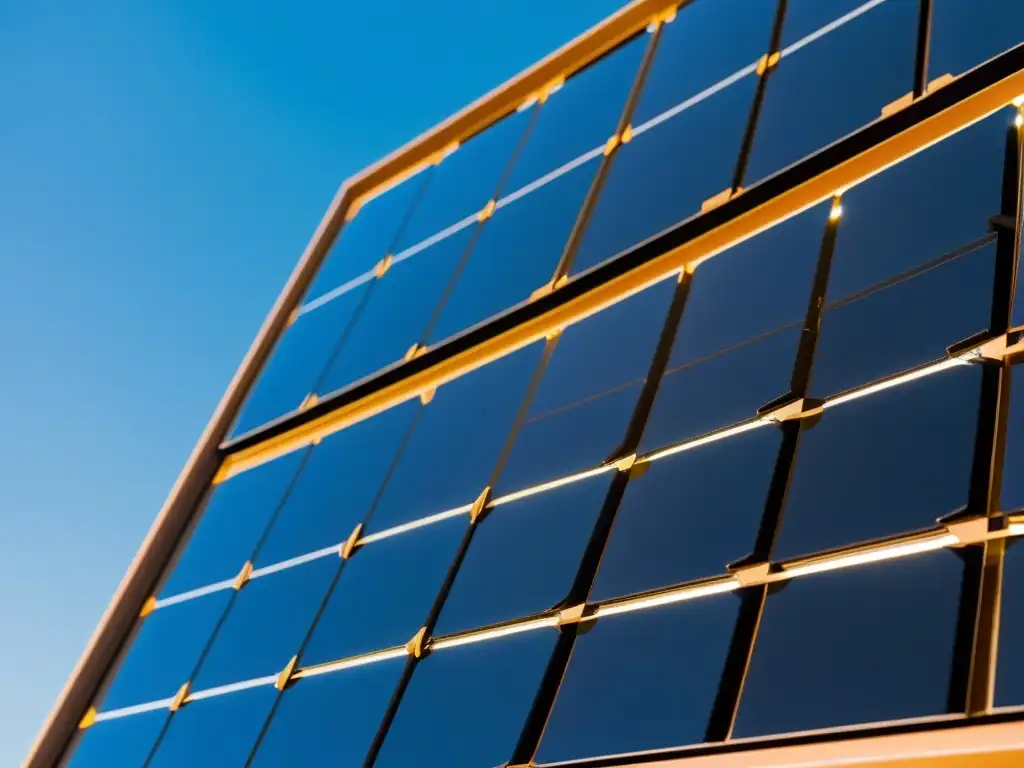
1000,367 -> 1024,511
592,426 -> 781,602
778,0 -> 878,48
147,685 -> 277,768
301,515 -> 465,665
827,112 -> 1008,301
102,591 -> 233,710
192,557 -> 338,690
304,169 -> 428,303
254,402 -> 417,567
672,202 -> 827,363
249,657 -> 405,766
538,593 -> 741,763
160,450 -> 306,598
317,227 -> 474,396
996,540 -> 1024,707
641,325 -> 801,451
502,35 -> 647,193
810,242 -> 995,398
65,710 -> 167,768
365,343 -> 543,533
930,0 -> 1024,81
230,286 -> 367,437
631,0 -> 775,125
776,366 -> 979,560
572,74 -> 757,275
734,551 -> 963,737
435,475 -> 614,636
498,384 -> 639,494
744,0 -> 917,184
393,109 -> 531,252
375,630 -> 558,768
427,157 -> 598,344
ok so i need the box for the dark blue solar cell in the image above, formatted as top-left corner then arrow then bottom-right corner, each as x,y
191,557 -> 339,690
1000,367 -> 1024,512
231,286 -> 368,437
304,169 -> 429,305
734,550 -> 963,737
301,515 -> 465,665
503,35 -> 647,193
930,0 -> 1024,81
375,629 -> 558,768
249,657 -> 405,766
393,109 -> 532,252
827,112 -> 1008,301
102,591 -> 233,710
572,73 -> 757,275
744,0 -> 917,185
537,593 -> 741,762
253,401 -> 417,568
160,450 -> 307,598
777,365 -> 980,560
497,383 -> 640,494
592,426 -> 781,602
672,202 -> 828,363
435,474 -> 614,636
996,540 -> 1024,707
632,0 -> 775,126
641,324 -> 801,451
427,155 -> 598,345
810,242 -> 995,398
317,226 -> 475,396
365,343 -> 543,534
529,278 -> 676,415
65,709 -> 167,768
778,0 -> 877,48
147,685 -> 277,768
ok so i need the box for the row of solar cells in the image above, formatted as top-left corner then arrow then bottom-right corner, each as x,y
66,84 -> 1024,766
229,0 -> 1024,438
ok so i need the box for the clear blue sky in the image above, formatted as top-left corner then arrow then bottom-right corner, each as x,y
0,1 -> 623,762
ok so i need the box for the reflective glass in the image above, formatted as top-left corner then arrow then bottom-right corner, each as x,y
572,73 -> 756,274
102,590 -> 233,710
365,343 -> 544,533
734,551 -> 963,737
502,35 -> 647,193
776,365 -> 979,560
160,450 -> 306,598
778,0 -> 877,48
930,0 -> 1024,80
632,0 -> 775,125
810,241 -> 995,398
999,367 -> 1024,512
147,685 -> 277,768
591,427 -> 781,602
996,540 -> 1024,707
301,514 -> 465,664
231,286 -> 368,437
65,709 -> 166,768
191,557 -> 338,690
427,156 -> 598,344
435,474 -> 614,636
253,402 -> 417,567
317,226 -> 475,395
641,324 -> 801,451
744,0 -> 917,184
671,202 -> 827,363
393,109 -> 532,252
537,593 -> 741,763
375,629 -> 558,768
827,112 -> 1008,300
304,169 -> 428,304
249,657 -> 405,766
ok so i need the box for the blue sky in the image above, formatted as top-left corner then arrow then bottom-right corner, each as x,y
0,1 -> 623,762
